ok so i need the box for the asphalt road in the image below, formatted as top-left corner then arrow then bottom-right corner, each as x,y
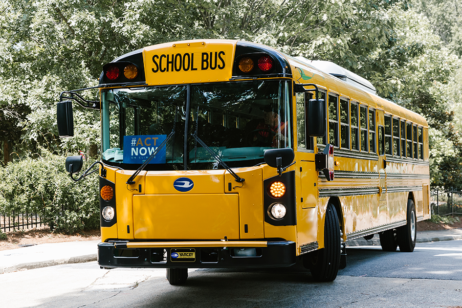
2,240 -> 462,308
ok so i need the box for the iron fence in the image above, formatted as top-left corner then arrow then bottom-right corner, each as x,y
430,189 -> 462,216
1,212 -> 44,233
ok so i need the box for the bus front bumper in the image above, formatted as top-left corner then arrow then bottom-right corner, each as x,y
97,241 -> 296,269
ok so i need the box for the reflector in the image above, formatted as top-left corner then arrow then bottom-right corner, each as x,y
101,185 -> 114,201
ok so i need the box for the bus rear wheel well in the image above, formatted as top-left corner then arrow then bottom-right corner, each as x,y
328,197 -> 344,236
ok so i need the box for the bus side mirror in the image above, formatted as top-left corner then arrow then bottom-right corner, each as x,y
57,100 -> 74,137
306,99 -> 325,137
264,148 -> 295,175
65,156 -> 83,174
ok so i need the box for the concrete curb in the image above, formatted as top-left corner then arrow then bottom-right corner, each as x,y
347,234 -> 462,247
1,254 -> 97,274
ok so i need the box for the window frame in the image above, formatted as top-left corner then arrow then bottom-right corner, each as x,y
406,121 -> 412,158
316,90 -> 328,146
418,126 -> 424,160
295,91 -> 314,152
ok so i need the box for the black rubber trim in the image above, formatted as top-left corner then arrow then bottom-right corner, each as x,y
97,241 -> 296,269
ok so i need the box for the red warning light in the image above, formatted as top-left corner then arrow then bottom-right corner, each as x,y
258,55 -> 273,72
105,66 -> 120,80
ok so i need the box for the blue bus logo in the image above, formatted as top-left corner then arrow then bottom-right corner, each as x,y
173,178 -> 194,192
171,252 -> 179,259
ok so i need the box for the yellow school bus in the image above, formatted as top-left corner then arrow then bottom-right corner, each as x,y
57,39 -> 430,285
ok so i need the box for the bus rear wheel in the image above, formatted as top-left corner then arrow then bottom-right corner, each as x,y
166,268 -> 188,285
397,199 -> 417,252
304,205 -> 341,282
379,229 -> 398,251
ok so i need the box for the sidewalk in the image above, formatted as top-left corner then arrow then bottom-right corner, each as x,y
0,240 -> 99,274
1,229 -> 462,274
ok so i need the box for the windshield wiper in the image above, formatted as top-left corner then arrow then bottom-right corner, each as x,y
190,133 -> 245,183
126,108 -> 178,185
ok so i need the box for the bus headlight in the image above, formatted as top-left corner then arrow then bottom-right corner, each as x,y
102,206 -> 115,221
269,203 -> 286,220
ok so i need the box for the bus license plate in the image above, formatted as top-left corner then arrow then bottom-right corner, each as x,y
170,249 -> 195,262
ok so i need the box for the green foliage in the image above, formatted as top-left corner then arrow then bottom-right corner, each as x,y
0,0 -> 461,190
430,214 -> 460,224
0,230 -> 7,240
0,150 -> 99,234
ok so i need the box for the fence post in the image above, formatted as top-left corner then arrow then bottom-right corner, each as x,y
437,188 -> 439,215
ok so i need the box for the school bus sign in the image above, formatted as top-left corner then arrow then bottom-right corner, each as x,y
143,40 -> 235,86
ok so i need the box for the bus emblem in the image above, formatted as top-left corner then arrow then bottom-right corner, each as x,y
173,178 -> 194,192
171,252 -> 179,259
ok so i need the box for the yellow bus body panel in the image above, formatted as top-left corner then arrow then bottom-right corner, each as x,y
133,194 -> 239,239
145,170 -> 225,194
225,167 -> 264,239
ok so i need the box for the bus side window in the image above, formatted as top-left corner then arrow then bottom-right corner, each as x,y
413,125 -> 418,159
401,120 -> 406,157
316,91 -> 327,146
351,103 -> 359,150
340,99 -> 349,149
406,122 -> 412,158
419,127 -> 423,159
360,105 -> 368,152
369,109 -> 376,153
379,126 -> 384,155
384,115 -> 392,155
393,118 -> 400,156
328,94 -> 339,147
296,92 -> 313,150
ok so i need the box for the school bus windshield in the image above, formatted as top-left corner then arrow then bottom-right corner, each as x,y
101,80 -> 292,170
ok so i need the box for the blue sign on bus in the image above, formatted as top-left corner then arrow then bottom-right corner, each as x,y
123,135 -> 167,164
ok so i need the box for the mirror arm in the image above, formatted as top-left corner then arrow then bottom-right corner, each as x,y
293,83 -> 319,101
59,91 -> 100,110
69,161 -> 106,182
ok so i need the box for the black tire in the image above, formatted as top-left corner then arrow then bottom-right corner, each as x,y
304,205 -> 341,282
166,268 -> 188,285
397,199 -> 417,252
379,229 -> 398,252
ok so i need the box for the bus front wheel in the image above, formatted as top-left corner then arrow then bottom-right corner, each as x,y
166,268 -> 188,285
304,205 -> 341,282
397,199 -> 417,252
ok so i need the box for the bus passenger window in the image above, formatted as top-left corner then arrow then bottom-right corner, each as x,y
328,95 -> 339,147
401,120 -> 406,157
406,122 -> 412,158
379,126 -> 384,155
413,125 -> 418,159
393,118 -> 400,156
419,127 -> 423,159
360,105 -> 368,152
296,92 -> 313,150
340,99 -> 349,149
369,109 -> 376,153
384,116 -> 392,155
316,91 -> 327,146
351,103 -> 359,150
